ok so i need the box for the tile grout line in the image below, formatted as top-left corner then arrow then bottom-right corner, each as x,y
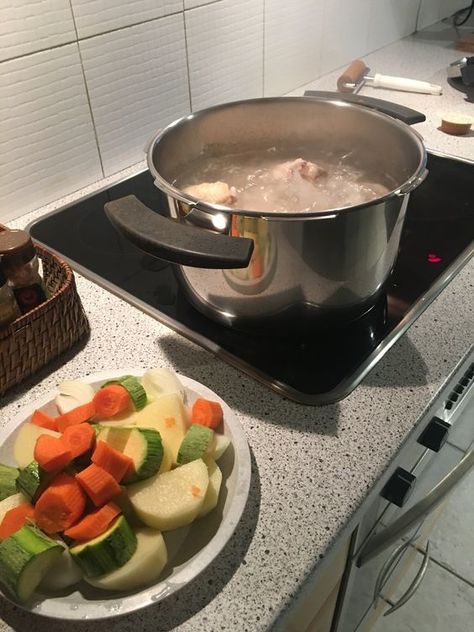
423,552 -> 474,588
1,4 -> 224,66
182,5 -> 194,112
67,0 -> 105,178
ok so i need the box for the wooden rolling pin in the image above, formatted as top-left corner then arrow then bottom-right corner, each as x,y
337,59 -> 442,95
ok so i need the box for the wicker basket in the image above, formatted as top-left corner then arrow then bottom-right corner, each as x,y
0,228 -> 90,395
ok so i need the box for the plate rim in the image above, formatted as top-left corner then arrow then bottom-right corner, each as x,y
0,368 -> 251,620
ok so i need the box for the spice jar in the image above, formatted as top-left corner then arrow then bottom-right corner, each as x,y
0,261 -> 21,328
0,230 -> 48,314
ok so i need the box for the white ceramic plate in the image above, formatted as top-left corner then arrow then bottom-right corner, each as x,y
0,369 -> 251,620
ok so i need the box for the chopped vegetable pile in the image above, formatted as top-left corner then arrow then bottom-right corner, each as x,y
0,369 -> 231,603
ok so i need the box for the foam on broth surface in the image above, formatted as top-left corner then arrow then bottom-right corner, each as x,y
176,147 -> 390,212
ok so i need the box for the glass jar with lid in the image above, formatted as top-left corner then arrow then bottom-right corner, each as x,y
0,230 -> 48,314
0,261 -> 21,328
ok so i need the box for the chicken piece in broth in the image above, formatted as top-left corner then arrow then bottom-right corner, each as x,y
184,181 -> 238,205
271,158 -> 326,183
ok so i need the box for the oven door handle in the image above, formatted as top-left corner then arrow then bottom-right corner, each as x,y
383,542 -> 431,616
358,448 -> 474,566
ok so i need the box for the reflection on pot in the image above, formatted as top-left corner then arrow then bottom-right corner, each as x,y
223,216 -> 276,296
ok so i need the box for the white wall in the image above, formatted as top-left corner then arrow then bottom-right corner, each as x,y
0,0 -> 464,222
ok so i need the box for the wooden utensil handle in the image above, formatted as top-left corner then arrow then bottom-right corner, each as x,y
337,59 -> 369,92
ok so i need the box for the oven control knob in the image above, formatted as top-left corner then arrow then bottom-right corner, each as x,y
417,416 -> 450,452
381,467 -> 416,507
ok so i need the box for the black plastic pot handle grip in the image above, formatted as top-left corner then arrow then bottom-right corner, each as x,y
304,90 -> 426,125
105,195 -> 254,269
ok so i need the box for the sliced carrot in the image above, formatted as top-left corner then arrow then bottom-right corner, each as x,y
91,441 -> 134,482
0,503 -> 35,539
75,464 -> 121,507
34,473 -> 86,534
56,401 -> 96,433
63,502 -> 121,541
31,410 -> 58,432
60,423 -> 95,459
191,398 -> 224,430
93,384 -> 131,418
34,435 -> 72,472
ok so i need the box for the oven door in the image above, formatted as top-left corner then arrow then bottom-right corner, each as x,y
338,372 -> 474,632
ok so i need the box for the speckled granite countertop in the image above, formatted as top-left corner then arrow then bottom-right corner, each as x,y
0,21 -> 473,632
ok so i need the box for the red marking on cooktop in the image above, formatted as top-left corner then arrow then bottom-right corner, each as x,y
427,252 -> 442,264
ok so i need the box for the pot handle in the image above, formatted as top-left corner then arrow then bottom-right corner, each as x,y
105,195 -> 254,269
304,90 -> 426,125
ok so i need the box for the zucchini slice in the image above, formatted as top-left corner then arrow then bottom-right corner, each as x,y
85,528 -> 167,592
0,464 -> 19,502
0,525 -> 62,602
16,461 -> 53,502
103,375 -> 147,411
69,515 -> 137,577
97,426 -> 163,483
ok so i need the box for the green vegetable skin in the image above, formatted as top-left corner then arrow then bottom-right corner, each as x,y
0,464 -> 19,501
0,525 -> 62,602
70,515 -> 137,577
16,461 -> 52,501
102,375 -> 147,410
177,424 -> 214,465
98,426 -> 163,483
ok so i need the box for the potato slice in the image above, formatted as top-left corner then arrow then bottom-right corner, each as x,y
199,459 -> 222,517
127,459 -> 209,531
14,424 -> 61,468
132,394 -> 189,471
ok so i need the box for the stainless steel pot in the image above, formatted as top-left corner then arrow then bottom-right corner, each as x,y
105,95 -> 427,330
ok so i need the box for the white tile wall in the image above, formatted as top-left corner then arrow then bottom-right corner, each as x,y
320,0 -> 371,75
1,0 -> 444,219
79,14 -> 190,176
264,0 -> 324,97
184,0 -> 219,9
185,0 -> 264,110
70,0 -> 182,39
367,0 -> 419,53
0,0 -> 76,62
417,0 -> 467,28
0,44 -> 102,222
417,0 -> 443,30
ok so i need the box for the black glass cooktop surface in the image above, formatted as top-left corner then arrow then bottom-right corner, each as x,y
28,151 -> 474,404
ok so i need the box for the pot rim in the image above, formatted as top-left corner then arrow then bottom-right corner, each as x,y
146,96 -> 428,220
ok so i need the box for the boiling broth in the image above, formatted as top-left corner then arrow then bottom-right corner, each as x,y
176,147 -> 390,213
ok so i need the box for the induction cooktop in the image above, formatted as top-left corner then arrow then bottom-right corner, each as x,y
28,151 -> 474,404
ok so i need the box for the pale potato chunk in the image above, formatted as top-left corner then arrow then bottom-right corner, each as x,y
199,459 -> 222,517
14,424 -> 61,468
141,368 -> 186,402
127,459 -> 209,531
132,394 -> 189,471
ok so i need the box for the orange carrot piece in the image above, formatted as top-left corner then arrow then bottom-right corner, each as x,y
91,441 -> 134,482
34,473 -> 86,534
0,503 -> 35,539
31,410 -> 58,432
56,401 -> 95,433
75,464 -> 121,507
34,435 -> 72,472
191,398 -> 223,430
93,384 -> 130,419
63,502 -> 121,541
60,423 -> 95,459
